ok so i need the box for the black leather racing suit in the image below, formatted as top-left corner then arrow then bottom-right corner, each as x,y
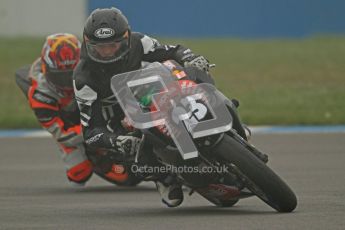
73,32 -> 204,151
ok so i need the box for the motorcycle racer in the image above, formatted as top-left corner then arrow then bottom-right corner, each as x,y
73,7 -> 212,207
15,33 -> 93,186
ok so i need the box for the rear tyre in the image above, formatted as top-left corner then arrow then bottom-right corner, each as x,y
218,199 -> 239,207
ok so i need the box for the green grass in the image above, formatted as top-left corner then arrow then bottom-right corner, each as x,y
161,36 -> 345,125
1,36 -> 345,128
0,37 -> 45,128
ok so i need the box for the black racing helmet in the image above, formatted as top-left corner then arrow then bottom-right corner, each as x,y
83,7 -> 131,63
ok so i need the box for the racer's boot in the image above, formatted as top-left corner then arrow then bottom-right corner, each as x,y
67,160 -> 93,186
155,175 -> 183,208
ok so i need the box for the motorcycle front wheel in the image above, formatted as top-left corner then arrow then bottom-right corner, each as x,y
213,134 -> 297,212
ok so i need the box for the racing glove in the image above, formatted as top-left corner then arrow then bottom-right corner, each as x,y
182,55 -> 211,72
111,135 -> 142,156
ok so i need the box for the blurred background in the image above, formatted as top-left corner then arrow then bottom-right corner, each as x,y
0,0 -> 344,128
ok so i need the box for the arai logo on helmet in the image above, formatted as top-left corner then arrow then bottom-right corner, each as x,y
94,28 -> 115,38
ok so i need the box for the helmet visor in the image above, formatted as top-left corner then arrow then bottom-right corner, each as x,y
86,39 -> 129,63
46,70 -> 74,91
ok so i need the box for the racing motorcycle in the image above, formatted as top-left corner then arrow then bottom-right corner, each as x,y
110,60 -> 297,212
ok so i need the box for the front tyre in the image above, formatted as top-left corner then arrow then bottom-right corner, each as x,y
214,134 -> 297,212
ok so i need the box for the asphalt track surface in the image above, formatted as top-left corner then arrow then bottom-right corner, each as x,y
1,133 -> 344,230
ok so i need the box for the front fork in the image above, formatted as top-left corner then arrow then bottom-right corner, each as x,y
226,99 -> 248,140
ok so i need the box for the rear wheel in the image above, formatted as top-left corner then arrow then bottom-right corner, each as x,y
219,199 -> 239,207
213,134 -> 297,212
